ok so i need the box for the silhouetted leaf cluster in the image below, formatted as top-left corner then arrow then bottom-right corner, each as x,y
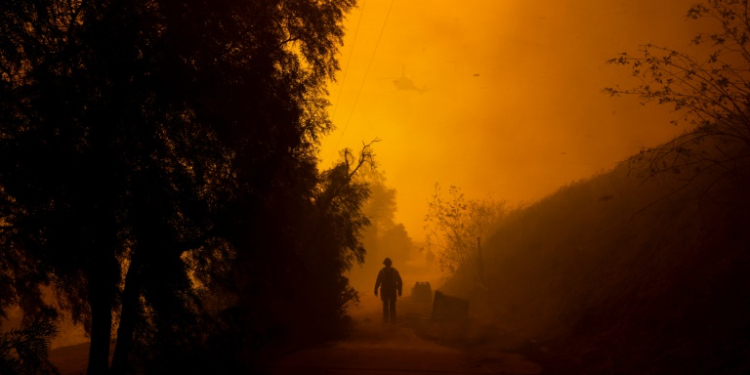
605,0 -> 750,185
0,317 -> 58,375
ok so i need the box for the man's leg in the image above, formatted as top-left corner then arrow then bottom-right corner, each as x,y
382,298 -> 389,322
389,297 -> 397,323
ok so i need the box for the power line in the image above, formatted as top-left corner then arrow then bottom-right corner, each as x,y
330,0 -> 367,122
328,0 -> 395,163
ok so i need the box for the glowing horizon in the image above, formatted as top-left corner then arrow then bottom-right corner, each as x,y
318,0 -> 709,240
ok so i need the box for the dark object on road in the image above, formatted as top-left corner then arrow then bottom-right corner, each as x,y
431,291 -> 469,321
411,282 -> 432,305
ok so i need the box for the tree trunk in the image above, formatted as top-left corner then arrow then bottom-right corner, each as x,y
87,275 -> 113,375
110,260 -> 142,375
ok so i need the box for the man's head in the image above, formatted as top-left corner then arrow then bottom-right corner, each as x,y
383,257 -> 392,267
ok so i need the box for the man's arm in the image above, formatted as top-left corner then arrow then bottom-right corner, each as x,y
396,270 -> 403,296
374,269 -> 382,296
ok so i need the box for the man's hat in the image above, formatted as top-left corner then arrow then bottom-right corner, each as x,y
383,257 -> 392,266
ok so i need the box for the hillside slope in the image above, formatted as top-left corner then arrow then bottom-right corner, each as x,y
446,144 -> 750,374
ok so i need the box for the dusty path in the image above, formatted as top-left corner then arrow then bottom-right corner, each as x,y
48,294 -> 543,375
269,295 -> 543,375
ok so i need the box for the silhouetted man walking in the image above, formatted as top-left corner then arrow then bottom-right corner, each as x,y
374,257 -> 402,323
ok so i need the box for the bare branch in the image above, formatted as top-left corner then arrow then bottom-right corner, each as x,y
607,0 -> 750,188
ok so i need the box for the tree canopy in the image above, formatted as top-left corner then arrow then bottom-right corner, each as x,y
0,0 -> 364,374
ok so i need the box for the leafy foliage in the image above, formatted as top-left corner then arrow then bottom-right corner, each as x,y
604,0 -> 750,181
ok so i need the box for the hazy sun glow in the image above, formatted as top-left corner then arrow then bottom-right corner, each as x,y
318,0 -> 709,240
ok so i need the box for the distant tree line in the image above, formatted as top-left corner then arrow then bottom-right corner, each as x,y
345,165 -> 415,290
0,1 -> 366,374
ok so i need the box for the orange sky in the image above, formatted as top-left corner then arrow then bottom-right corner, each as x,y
318,0 -> 713,240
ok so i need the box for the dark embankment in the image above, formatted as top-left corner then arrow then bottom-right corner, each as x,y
444,142 -> 750,374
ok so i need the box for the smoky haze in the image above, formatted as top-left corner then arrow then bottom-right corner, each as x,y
5,0 -> 749,374
319,0 -> 712,240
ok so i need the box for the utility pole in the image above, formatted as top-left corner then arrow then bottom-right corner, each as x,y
477,236 -> 487,291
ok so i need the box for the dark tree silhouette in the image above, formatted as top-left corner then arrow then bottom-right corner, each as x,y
0,0 -> 358,374
0,317 -> 58,375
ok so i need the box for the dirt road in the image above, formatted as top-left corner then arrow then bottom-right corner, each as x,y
269,295 -> 543,375
49,293 -> 543,375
